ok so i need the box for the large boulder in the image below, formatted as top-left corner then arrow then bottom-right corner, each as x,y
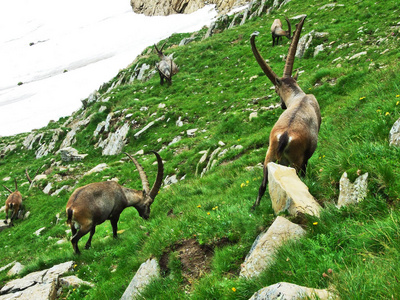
267,162 -> 321,217
240,216 -> 306,278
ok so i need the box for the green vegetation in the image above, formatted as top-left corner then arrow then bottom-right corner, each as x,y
1,0 -> 400,298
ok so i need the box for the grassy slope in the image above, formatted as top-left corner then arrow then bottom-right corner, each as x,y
1,0 -> 400,299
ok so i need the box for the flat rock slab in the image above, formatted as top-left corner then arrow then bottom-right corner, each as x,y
249,282 -> 336,300
240,216 -> 306,278
268,162 -> 321,217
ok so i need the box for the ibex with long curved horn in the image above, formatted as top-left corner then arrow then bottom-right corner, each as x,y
154,42 -> 179,85
3,179 -> 22,226
271,16 -> 292,46
66,151 -> 164,254
251,16 -> 321,208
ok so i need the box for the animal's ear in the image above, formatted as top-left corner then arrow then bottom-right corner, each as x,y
275,77 -> 282,86
293,70 -> 299,81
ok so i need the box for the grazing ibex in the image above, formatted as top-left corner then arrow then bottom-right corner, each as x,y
3,179 -> 22,226
66,151 -> 164,254
154,42 -> 179,85
271,16 -> 292,46
251,16 -> 321,208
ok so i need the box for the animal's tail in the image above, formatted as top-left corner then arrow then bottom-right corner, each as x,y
277,131 -> 289,156
66,208 -> 73,225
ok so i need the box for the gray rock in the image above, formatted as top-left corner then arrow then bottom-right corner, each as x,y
268,162 -> 321,217
349,51 -> 367,60
337,172 -> 368,208
389,118 -> 400,147
7,262 -> 25,277
84,163 -> 109,176
120,258 -> 160,300
240,216 -> 305,278
187,128 -> 198,137
59,147 -> 88,162
249,282 -> 336,300
100,123 -> 130,156
59,276 -> 95,288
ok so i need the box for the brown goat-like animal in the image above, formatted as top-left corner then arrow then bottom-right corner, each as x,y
271,17 -> 292,46
3,179 -> 22,226
251,16 -> 321,208
154,42 -> 179,85
66,151 -> 164,254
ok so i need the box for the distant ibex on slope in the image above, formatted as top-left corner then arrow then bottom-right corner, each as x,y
3,179 -> 22,226
251,16 -> 321,208
271,16 -> 292,46
66,151 -> 164,254
154,42 -> 179,85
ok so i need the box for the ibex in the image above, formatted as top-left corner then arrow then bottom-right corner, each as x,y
154,42 -> 179,85
3,179 -> 22,226
66,151 -> 164,254
271,16 -> 292,46
251,16 -> 321,208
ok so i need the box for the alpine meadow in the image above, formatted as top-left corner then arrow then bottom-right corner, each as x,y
1,0 -> 400,299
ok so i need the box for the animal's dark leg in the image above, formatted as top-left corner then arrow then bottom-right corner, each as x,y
85,226 -> 96,249
252,165 -> 269,209
71,227 -> 90,255
272,35 -> 275,47
4,209 -> 8,224
110,216 -> 120,238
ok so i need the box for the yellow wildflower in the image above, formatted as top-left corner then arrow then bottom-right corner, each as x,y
396,101 -> 399,105
207,212 -> 210,215
313,222 -> 318,226
385,112 -> 390,116
232,287 -> 237,292
240,182 -> 245,188
396,95 -> 400,98
197,205 -> 201,208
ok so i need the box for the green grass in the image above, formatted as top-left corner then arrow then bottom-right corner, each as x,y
1,0 -> 400,298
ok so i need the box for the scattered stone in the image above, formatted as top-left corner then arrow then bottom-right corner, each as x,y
7,262 -> 25,277
249,282 -> 336,300
120,258 -> 160,300
337,172 -> 368,208
60,276 -> 95,288
176,117 -> 183,127
187,128 -> 198,137
389,118 -> 400,147
318,3 -> 345,10
43,183 -> 52,194
249,111 -> 258,120
100,122 -> 130,155
0,261 -> 16,273
84,163 -> 109,176
218,141 -> 225,147
164,175 -> 178,186
349,51 -> 367,60
34,227 -> 46,236
240,216 -> 306,278
134,116 -> 165,139
267,162 -> 321,217
168,136 -> 182,146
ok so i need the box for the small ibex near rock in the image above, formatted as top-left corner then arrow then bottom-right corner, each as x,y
154,42 -> 179,85
3,179 -> 22,226
251,16 -> 321,208
271,16 -> 292,46
66,151 -> 164,254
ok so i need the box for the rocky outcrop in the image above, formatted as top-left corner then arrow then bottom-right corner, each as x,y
0,261 -> 94,300
389,118 -> 400,147
130,0 -> 249,16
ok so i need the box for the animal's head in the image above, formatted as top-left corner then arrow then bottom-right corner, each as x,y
124,151 -> 164,220
251,16 -> 306,107
154,42 -> 167,59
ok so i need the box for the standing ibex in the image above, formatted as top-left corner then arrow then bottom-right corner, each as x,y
3,179 -> 22,226
251,16 -> 321,208
66,151 -> 164,254
154,42 -> 179,85
271,16 -> 292,46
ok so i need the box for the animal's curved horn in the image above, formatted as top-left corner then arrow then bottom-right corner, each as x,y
124,152 -> 150,194
149,151 -> 164,200
283,16 -> 306,78
25,168 -> 32,184
250,32 -> 278,84
285,16 -> 292,38
2,185 -> 12,193
14,178 -> 18,191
